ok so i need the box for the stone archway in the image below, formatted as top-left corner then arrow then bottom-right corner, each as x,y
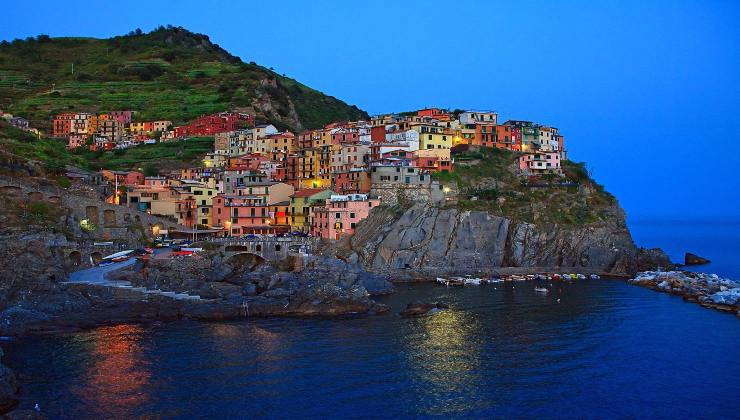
47,195 -> 61,204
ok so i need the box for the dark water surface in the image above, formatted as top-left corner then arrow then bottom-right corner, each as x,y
3,279 -> 739,418
629,219 -> 740,279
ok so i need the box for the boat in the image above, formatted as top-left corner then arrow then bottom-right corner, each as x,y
435,277 -> 447,284
464,275 -> 482,286
448,277 -> 465,287
110,256 -> 130,263
534,287 -> 549,294
102,250 -> 134,261
576,274 -> 586,279
552,274 -> 561,280
590,274 -> 600,279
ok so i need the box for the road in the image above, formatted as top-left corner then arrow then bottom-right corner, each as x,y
67,258 -> 136,284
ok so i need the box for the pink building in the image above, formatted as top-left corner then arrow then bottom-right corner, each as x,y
311,194 -> 380,240
109,111 -> 133,125
67,134 -> 87,149
518,151 -> 562,175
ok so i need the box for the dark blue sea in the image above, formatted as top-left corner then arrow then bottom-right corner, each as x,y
2,221 -> 739,418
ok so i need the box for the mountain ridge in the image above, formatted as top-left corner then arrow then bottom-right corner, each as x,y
0,26 -> 368,131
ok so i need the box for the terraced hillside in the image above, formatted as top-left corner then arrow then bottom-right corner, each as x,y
0,26 -> 367,131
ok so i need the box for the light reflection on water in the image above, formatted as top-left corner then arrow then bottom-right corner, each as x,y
3,280 -> 739,418
74,324 -> 151,417
403,310 -> 485,416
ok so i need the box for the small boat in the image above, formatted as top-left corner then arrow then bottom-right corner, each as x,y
534,287 -> 549,294
448,277 -> 465,287
569,274 -> 577,280
435,277 -> 447,284
111,256 -> 130,263
590,274 -> 600,279
576,274 -> 586,280
552,274 -> 561,280
464,275 -> 482,286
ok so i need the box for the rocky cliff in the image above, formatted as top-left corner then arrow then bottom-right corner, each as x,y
350,203 -> 670,277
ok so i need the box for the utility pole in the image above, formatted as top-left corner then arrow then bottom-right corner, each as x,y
71,62 -> 74,75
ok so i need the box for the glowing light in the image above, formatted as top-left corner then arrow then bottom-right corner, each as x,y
443,186 -> 451,194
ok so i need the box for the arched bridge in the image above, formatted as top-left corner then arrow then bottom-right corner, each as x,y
210,237 -> 317,262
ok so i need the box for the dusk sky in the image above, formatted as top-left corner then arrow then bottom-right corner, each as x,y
2,0 -> 739,221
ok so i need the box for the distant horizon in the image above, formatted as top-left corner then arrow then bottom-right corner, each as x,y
2,0 -> 739,220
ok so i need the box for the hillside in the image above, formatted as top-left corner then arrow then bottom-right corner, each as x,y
431,147 -> 618,226
0,120 -> 210,174
0,26 -> 368,131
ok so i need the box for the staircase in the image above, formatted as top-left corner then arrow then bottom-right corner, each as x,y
65,259 -> 208,302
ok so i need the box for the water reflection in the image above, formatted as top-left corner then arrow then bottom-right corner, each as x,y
75,324 -> 151,417
403,309 -> 486,415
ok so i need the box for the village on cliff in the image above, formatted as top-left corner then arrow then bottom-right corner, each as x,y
2,108 -> 567,240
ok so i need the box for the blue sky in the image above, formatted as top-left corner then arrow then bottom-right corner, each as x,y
2,0 -> 739,221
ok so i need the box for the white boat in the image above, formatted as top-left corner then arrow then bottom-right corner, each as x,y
590,274 -> 600,279
464,276 -> 482,286
534,287 -> 549,294
102,250 -> 134,260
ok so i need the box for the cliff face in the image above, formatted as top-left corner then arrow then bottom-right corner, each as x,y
350,204 -> 668,277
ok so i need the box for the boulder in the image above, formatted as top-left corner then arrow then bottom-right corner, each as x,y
685,253 -> 710,265
400,301 -> 447,317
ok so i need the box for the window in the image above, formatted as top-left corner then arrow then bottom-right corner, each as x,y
350,212 -> 355,218
201,219 -> 208,225
335,212 -> 341,219
351,222 -> 356,229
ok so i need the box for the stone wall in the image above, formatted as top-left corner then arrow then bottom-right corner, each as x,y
370,182 -> 447,207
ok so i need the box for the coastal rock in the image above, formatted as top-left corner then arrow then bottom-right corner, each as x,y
629,271 -> 740,313
400,302 -> 448,317
351,204 -> 673,277
684,252 -> 711,265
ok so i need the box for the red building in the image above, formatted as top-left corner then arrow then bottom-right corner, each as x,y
370,125 -> 386,143
331,169 -> 371,194
417,108 -> 451,121
174,112 -> 239,137
52,113 -> 75,137
494,125 -> 521,151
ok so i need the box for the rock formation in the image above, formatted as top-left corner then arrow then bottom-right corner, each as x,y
350,204 -> 672,277
629,271 -> 739,314
684,252 -> 711,265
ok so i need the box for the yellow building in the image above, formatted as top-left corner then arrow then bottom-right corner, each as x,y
289,189 -> 334,232
412,123 -> 452,150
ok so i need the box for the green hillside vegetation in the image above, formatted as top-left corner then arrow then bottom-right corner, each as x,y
435,147 -> 618,226
0,26 -> 367,131
0,120 -> 213,173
